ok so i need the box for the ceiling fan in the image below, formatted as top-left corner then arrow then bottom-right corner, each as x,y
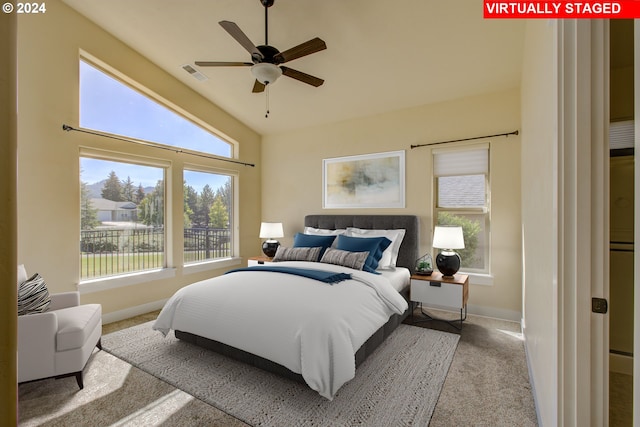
195,0 -> 327,93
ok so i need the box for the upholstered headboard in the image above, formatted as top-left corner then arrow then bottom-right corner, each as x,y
304,215 -> 419,271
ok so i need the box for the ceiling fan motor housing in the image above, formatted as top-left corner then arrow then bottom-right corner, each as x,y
254,45 -> 281,64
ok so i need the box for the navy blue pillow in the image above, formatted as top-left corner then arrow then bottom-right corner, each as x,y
335,235 -> 392,274
293,233 -> 337,259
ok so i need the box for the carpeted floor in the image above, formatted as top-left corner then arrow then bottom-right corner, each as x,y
18,308 -> 539,426
100,322 -> 459,426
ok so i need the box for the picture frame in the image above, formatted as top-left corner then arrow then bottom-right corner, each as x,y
323,150 -> 405,209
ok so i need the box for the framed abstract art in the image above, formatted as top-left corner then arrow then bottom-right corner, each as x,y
323,150 -> 405,209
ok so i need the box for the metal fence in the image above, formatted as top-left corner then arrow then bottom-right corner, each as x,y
184,227 -> 231,263
80,227 -> 231,279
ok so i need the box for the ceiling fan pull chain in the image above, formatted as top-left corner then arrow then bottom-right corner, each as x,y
265,84 -> 270,118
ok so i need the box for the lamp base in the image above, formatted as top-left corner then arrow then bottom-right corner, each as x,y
436,251 -> 461,278
262,240 -> 280,258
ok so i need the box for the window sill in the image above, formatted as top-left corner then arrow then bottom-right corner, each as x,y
461,272 -> 494,286
183,257 -> 242,275
78,268 -> 177,295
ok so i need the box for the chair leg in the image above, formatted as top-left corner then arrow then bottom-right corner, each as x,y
74,371 -> 84,390
54,371 -> 84,390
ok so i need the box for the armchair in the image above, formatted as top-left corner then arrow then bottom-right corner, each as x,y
17,265 -> 102,389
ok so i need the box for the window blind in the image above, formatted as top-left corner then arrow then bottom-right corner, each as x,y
433,146 -> 489,177
610,120 -> 634,150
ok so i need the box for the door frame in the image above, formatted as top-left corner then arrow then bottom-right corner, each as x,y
557,19 -> 609,425
634,19 -> 639,427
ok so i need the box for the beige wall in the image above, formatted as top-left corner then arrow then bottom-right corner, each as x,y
262,88 -> 523,320
15,1 -> 262,316
521,20 -> 558,426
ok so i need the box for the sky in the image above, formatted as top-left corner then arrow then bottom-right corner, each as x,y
79,60 -> 231,194
80,158 -> 229,194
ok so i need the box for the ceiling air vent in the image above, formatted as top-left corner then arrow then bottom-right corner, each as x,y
182,64 -> 208,82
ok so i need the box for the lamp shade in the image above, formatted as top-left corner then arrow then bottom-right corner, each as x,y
251,63 -> 282,85
259,222 -> 284,239
432,226 -> 465,250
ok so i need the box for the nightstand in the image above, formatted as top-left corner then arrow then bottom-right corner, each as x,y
410,271 -> 469,330
248,256 -> 273,266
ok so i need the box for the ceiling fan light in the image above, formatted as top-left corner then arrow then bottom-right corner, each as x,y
251,63 -> 282,85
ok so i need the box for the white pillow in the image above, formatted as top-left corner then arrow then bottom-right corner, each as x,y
17,264 -> 27,287
345,228 -> 406,270
303,227 -> 347,247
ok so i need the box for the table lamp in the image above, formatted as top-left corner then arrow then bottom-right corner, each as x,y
432,225 -> 465,278
259,222 -> 284,257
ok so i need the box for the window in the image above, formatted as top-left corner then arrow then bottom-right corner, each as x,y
78,57 -> 239,284
80,157 -> 165,280
79,59 -> 232,157
183,170 -> 233,264
433,145 -> 490,273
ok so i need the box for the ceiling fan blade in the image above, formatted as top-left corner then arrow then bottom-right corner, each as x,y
281,66 -> 324,87
252,80 -> 265,93
195,61 -> 253,67
219,21 -> 263,61
274,37 -> 326,64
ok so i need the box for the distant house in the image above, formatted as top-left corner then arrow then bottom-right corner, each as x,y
90,198 -> 138,222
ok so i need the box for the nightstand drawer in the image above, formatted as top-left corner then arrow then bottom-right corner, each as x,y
411,279 -> 464,308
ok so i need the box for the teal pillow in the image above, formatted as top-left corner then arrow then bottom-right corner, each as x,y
293,233 -> 337,258
335,235 -> 392,273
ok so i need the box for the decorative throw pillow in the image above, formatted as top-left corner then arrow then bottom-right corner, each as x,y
303,227 -> 346,247
17,264 -> 27,287
335,234 -> 392,274
346,228 -> 406,270
320,248 -> 369,271
293,233 -> 337,258
18,273 -> 51,316
272,246 -> 322,262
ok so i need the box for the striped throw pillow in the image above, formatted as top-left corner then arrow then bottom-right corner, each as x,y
18,273 -> 51,316
272,246 -> 322,262
320,248 -> 369,271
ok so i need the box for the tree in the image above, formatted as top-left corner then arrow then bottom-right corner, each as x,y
437,212 -> 481,267
208,195 -> 229,228
101,171 -> 124,201
80,181 -> 99,229
194,184 -> 215,227
135,184 -> 146,204
139,179 -> 164,227
184,183 -> 198,227
215,179 -> 232,228
121,176 -> 135,202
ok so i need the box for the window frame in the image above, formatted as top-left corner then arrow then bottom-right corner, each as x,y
182,165 -> 237,266
76,54 -> 242,293
432,144 -> 491,277
79,52 -> 237,160
79,148 -> 170,283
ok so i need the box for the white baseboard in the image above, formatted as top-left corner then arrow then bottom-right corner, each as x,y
420,302 -> 522,322
102,299 -> 168,325
522,326 -> 543,427
610,353 -> 633,375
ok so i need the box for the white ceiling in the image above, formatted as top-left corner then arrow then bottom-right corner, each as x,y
61,0 -> 525,136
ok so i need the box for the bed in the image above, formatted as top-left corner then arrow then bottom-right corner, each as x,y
153,214 -> 419,399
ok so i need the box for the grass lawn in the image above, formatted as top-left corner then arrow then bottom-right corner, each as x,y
80,250 -> 231,279
80,252 -> 164,279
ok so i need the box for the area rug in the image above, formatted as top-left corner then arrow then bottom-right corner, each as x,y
102,322 -> 459,427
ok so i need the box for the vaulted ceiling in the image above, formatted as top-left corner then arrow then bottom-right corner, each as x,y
62,0 -> 525,135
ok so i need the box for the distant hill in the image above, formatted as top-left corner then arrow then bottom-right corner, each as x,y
85,180 -> 154,199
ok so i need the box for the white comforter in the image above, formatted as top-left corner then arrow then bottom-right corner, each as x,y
153,261 -> 408,399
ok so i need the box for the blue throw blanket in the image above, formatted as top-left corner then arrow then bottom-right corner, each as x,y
225,266 -> 351,284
